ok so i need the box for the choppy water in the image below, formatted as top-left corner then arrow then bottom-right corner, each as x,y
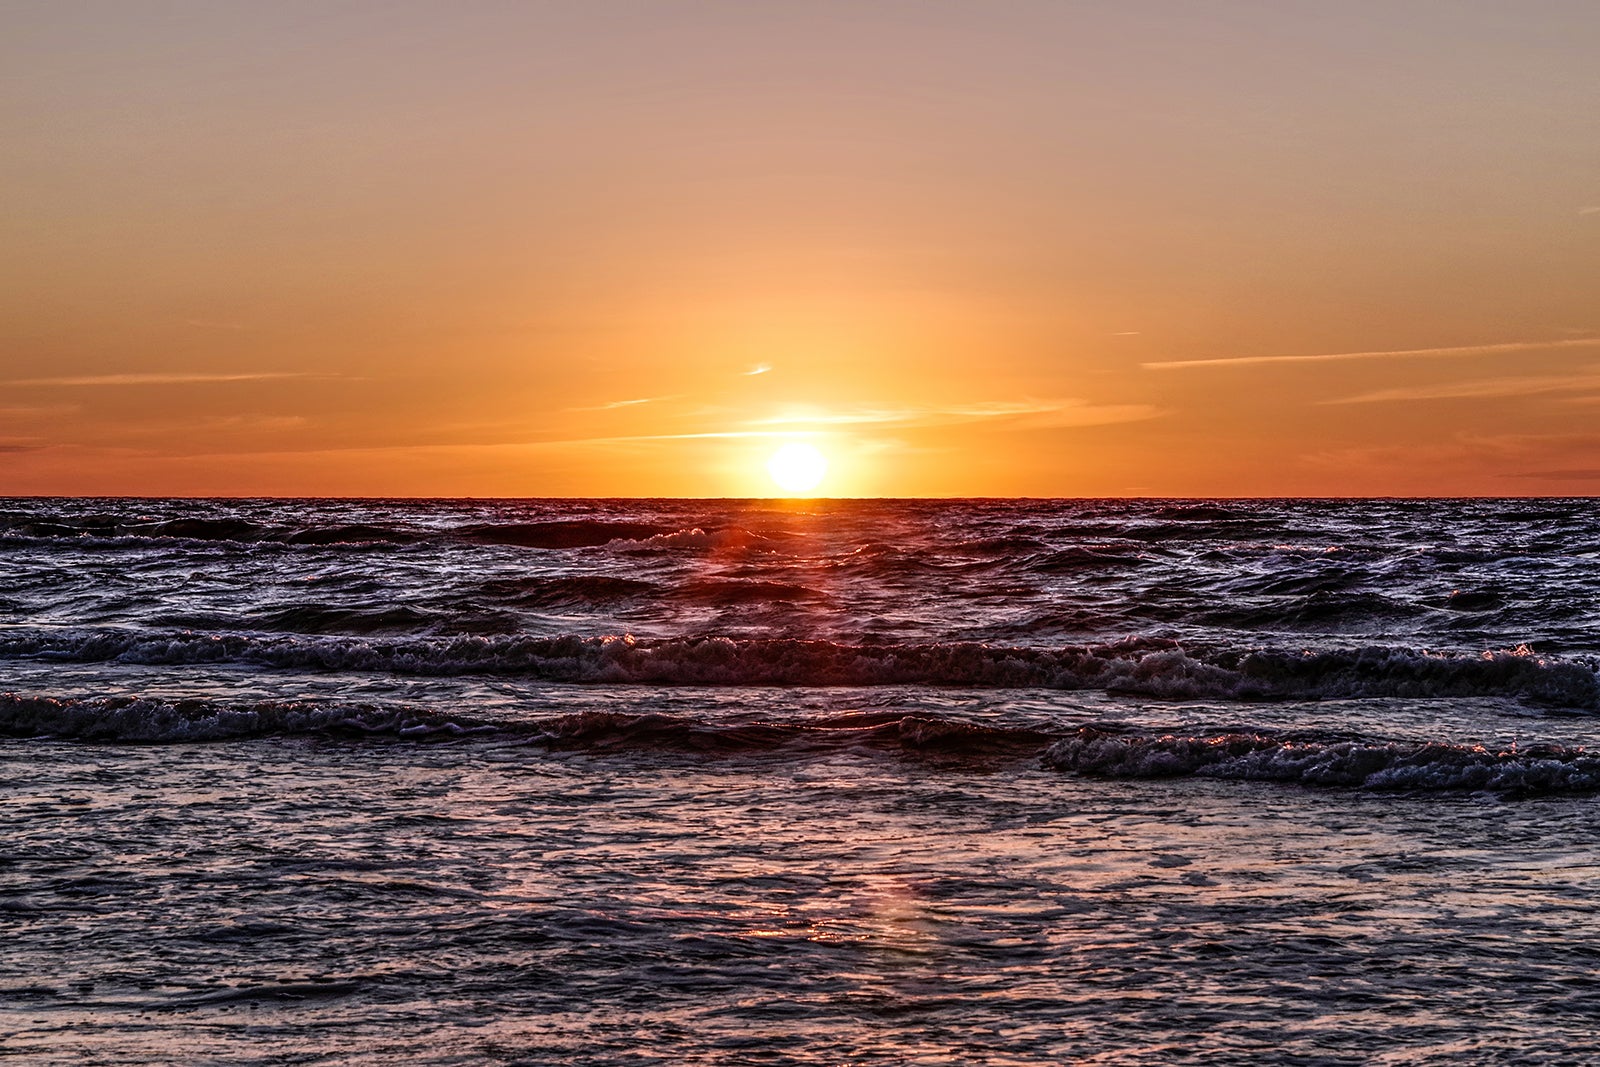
4,498 -> 1599,1064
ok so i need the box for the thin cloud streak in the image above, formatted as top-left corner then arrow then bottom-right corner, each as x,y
473,430 -> 811,451
0,405 -> 77,418
569,396 -> 677,412
1144,337 -> 1600,371
1324,370 -> 1600,404
749,399 -> 1160,430
4,372 -> 321,387
499,400 -> 1164,452
1512,468 -> 1600,480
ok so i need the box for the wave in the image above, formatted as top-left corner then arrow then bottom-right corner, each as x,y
1043,727 -> 1600,794
675,578 -> 824,605
1200,591 -> 1432,631
0,515 -> 791,556
8,693 -> 1593,795
477,576 -> 659,607
0,516 -> 423,547
951,534 -> 1049,556
620,526 -> 773,551
456,520 -> 674,549
0,693 -> 500,743
1023,545 -> 1151,573
535,709 -> 1047,755
120,518 -> 429,546
0,515 -> 678,551
0,693 -> 1045,755
150,605 -> 430,634
3,630 -> 1595,706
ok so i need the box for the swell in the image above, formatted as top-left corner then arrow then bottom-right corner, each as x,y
148,604 -> 523,636
6,693 -> 1594,795
477,576 -> 659,607
1044,727 -> 1600,795
0,517 -> 427,546
0,693 -> 1045,756
3,630 -> 1596,707
455,520 -> 675,549
0,693 -> 503,743
0,516 -> 689,550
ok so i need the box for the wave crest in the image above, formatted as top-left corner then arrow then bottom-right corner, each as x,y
1044,727 -> 1600,793
3,630 -> 1595,704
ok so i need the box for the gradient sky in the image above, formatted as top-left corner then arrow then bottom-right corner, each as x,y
3,0 -> 1597,496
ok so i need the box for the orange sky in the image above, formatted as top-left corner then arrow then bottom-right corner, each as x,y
3,1 -> 1598,497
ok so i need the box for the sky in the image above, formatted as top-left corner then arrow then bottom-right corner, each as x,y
2,0 -> 1597,497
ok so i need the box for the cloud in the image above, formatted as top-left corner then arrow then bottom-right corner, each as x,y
0,405 -> 77,418
1324,370 -> 1600,404
570,396 -> 676,412
486,399 -> 1164,453
1511,468 -> 1600,480
504,430 -> 806,450
1028,401 -> 1164,428
1300,432 -> 1600,481
745,364 -> 773,376
1144,337 -> 1600,371
3,372 -> 318,387
0,444 -> 44,453
749,399 -> 1161,431
197,415 -> 311,431
1580,206 -> 1600,216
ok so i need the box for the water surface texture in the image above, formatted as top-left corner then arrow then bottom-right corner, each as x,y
4,498 -> 1599,1064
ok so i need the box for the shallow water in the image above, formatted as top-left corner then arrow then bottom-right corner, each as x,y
3,498 -> 1599,1063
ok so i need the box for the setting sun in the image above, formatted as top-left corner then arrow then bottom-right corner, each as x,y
766,442 -> 828,494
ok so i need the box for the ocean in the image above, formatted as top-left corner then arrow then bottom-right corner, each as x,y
3,497 -> 1598,1064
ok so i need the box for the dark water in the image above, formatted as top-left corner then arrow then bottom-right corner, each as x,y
3,498 -> 1599,1064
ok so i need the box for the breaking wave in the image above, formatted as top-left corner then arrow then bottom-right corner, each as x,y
7,693 -> 1594,795
3,629 -> 1595,705
0,693 -> 1045,756
1044,727 -> 1600,794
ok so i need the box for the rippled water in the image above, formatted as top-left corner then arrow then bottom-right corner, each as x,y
4,498 -> 1599,1063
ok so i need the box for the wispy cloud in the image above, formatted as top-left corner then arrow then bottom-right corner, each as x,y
1144,337 -> 1600,371
197,414 -> 311,431
0,404 -> 77,418
749,399 -> 1160,430
1580,206 -> 1600,216
3,372 -> 319,387
1512,468 -> 1600,480
570,395 -> 676,412
495,430 -> 808,450
745,363 -> 773,376
467,399 -> 1162,453
1324,370 -> 1600,404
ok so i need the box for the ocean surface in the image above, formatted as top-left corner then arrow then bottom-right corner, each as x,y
3,497 -> 1599,1065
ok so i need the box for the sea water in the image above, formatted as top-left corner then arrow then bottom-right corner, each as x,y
3,498 -> 1598,1063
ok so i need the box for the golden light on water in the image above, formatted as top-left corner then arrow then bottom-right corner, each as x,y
766,442 -> 828,494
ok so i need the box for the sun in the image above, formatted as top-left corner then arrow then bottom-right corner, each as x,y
766,442 -> 828,494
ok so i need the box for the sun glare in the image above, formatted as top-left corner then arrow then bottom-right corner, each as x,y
767,442 -> 828,494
